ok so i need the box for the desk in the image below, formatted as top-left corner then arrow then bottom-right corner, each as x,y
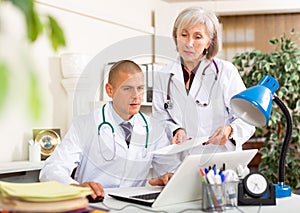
90,187 -> 300,213
0,161 -> 44,182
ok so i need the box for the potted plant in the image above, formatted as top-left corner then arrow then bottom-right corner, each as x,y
232,29 -> 300,192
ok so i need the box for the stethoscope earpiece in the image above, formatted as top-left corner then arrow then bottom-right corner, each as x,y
195,100 -> 208,107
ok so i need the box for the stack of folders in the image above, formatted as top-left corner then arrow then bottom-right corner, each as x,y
0,181 -> 103,213
140,62 -> 165,103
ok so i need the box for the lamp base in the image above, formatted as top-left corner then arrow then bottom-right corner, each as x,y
238,181 -> 276,206
274,183 -> 291,198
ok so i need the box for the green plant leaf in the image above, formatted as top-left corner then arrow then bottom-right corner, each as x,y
291,28 -> 295,34
8,0 -> 43,42
296,99 -> 300,110
46,16 -> 66,51
26,7 -> 43,41
269,38 -> 278,45
0,62 -> 9,111
28,71 -> 42,121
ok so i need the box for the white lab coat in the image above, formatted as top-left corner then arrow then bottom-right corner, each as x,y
152,57 -> 255,154
39,103 -> 180,188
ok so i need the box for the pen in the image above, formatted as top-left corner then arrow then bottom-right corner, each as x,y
213,165 -> 217,176
206,170 -> 215,184
199,168 -> 207,183
219,171 -> 225,183
177,137 -> 192,144
208,184 -> 223,212
222,163 -> 226,171
200,168 -> 215,210
184,137 -> 192,142
204,168 -> 209,174
214,174 -> 222,184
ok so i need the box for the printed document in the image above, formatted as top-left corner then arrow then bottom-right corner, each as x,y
151,136 -> 209,155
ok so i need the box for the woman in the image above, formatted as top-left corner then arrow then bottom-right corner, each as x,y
152,7 -> 255,154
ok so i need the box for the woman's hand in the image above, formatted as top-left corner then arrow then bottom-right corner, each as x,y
203,125 -> 232,145
171,129 -> 188,144
148,173 -> 173,186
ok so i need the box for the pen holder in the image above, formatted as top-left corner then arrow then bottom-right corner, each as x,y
202,182 -> 226,212
29,144 -> 41,162
224,181 -> 239,209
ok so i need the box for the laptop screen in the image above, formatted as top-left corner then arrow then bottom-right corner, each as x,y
109,149 -> 258,208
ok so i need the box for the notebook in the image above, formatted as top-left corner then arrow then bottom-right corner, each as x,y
108,149 -> 258,207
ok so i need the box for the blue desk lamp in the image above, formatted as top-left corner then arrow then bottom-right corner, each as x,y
230,75 -> 292,198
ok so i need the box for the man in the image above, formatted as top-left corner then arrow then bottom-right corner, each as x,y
39,60 -> 179,201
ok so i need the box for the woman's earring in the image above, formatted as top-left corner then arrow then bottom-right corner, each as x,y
203,48 -> 207,55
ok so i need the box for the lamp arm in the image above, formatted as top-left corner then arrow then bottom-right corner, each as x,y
273,95 -> 293,184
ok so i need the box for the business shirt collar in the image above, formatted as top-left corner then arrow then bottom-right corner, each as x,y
109,101 -> 135,126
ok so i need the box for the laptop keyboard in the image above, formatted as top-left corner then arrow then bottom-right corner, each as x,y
131,192 -> 161,200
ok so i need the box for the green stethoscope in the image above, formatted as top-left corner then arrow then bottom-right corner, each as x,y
98,104 -> 149,161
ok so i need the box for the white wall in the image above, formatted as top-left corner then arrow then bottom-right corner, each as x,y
0,0 -> 166,162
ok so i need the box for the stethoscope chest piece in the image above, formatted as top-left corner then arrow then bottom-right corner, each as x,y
164,73 -> 174,110
164,100 -> 173,110
142,147 -> 148,157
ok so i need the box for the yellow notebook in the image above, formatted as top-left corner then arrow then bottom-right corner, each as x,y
0,196 -> 88,212
0,181 -> 92,201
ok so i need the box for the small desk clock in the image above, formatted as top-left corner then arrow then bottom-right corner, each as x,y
238,171 -> 276,205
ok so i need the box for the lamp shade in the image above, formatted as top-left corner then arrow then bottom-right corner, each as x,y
230,76 -> 279,127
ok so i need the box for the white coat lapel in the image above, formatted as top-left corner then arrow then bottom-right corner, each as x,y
128,114 -> 149,160
130,114 -> 147,148
169,59 -> 188,99
105,104 -> 129,150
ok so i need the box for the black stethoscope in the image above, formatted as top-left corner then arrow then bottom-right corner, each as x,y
164,59 -> 219,109
98,104 -> 149,161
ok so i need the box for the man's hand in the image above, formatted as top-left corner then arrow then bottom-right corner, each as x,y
203,125 -> 232,145
72,181 -> 104,200
148,173 -> 173,186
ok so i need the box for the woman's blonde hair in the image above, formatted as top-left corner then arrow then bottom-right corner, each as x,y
172,7 -> 220,60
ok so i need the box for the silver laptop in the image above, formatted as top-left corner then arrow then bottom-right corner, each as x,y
108,149 -> 258,207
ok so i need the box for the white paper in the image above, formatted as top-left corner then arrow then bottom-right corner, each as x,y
151,136 -> 210,155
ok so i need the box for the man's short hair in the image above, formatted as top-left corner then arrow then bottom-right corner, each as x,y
108,60 -> 142,85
